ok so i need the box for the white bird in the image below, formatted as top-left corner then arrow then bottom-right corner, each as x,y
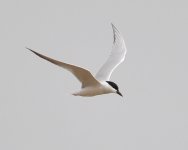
27,23 -> 127,97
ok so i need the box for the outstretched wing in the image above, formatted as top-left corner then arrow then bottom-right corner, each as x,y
95,23 -> 127,81
27,48 -> 100,88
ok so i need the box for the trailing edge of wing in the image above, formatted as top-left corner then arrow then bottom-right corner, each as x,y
27,47 -> 100,88
95,24 -> 127,81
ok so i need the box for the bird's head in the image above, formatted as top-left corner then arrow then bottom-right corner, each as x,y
106,81 -> 123,97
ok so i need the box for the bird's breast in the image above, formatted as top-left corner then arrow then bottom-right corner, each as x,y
72,85 -> 114,97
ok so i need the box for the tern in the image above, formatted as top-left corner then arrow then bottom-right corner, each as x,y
27,23 -> 127,97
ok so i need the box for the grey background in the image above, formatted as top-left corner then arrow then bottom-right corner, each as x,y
0,0 -> 188,149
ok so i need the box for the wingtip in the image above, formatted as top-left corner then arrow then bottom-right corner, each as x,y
111,22 -> 116,30
26,47 -> 35,53
26,47 -> 32,51
111,23 -> 119,32
111,23 -> 118,43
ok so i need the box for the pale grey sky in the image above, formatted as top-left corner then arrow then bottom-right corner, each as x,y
0,0 -> 188,150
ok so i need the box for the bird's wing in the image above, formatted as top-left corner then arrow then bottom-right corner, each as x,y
27,48 -> 100,88
95,23 -> 127,81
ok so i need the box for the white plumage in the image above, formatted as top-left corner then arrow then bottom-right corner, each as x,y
95,23 -> 127,81
28,23 -> 127,97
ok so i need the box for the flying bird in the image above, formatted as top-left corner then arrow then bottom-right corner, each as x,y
27,23 -> 127,97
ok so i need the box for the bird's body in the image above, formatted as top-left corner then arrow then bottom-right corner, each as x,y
28,23 -> 127,97
72,81 -> 115,97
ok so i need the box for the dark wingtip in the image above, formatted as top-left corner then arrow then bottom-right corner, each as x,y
111,22 -> 114,27
25,47 -> 30,50
110,23 -> 121,44
26,47 -> 33,52
111,23 -> 118,31
26,47 -> 39,56
111,23 -> 116,43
